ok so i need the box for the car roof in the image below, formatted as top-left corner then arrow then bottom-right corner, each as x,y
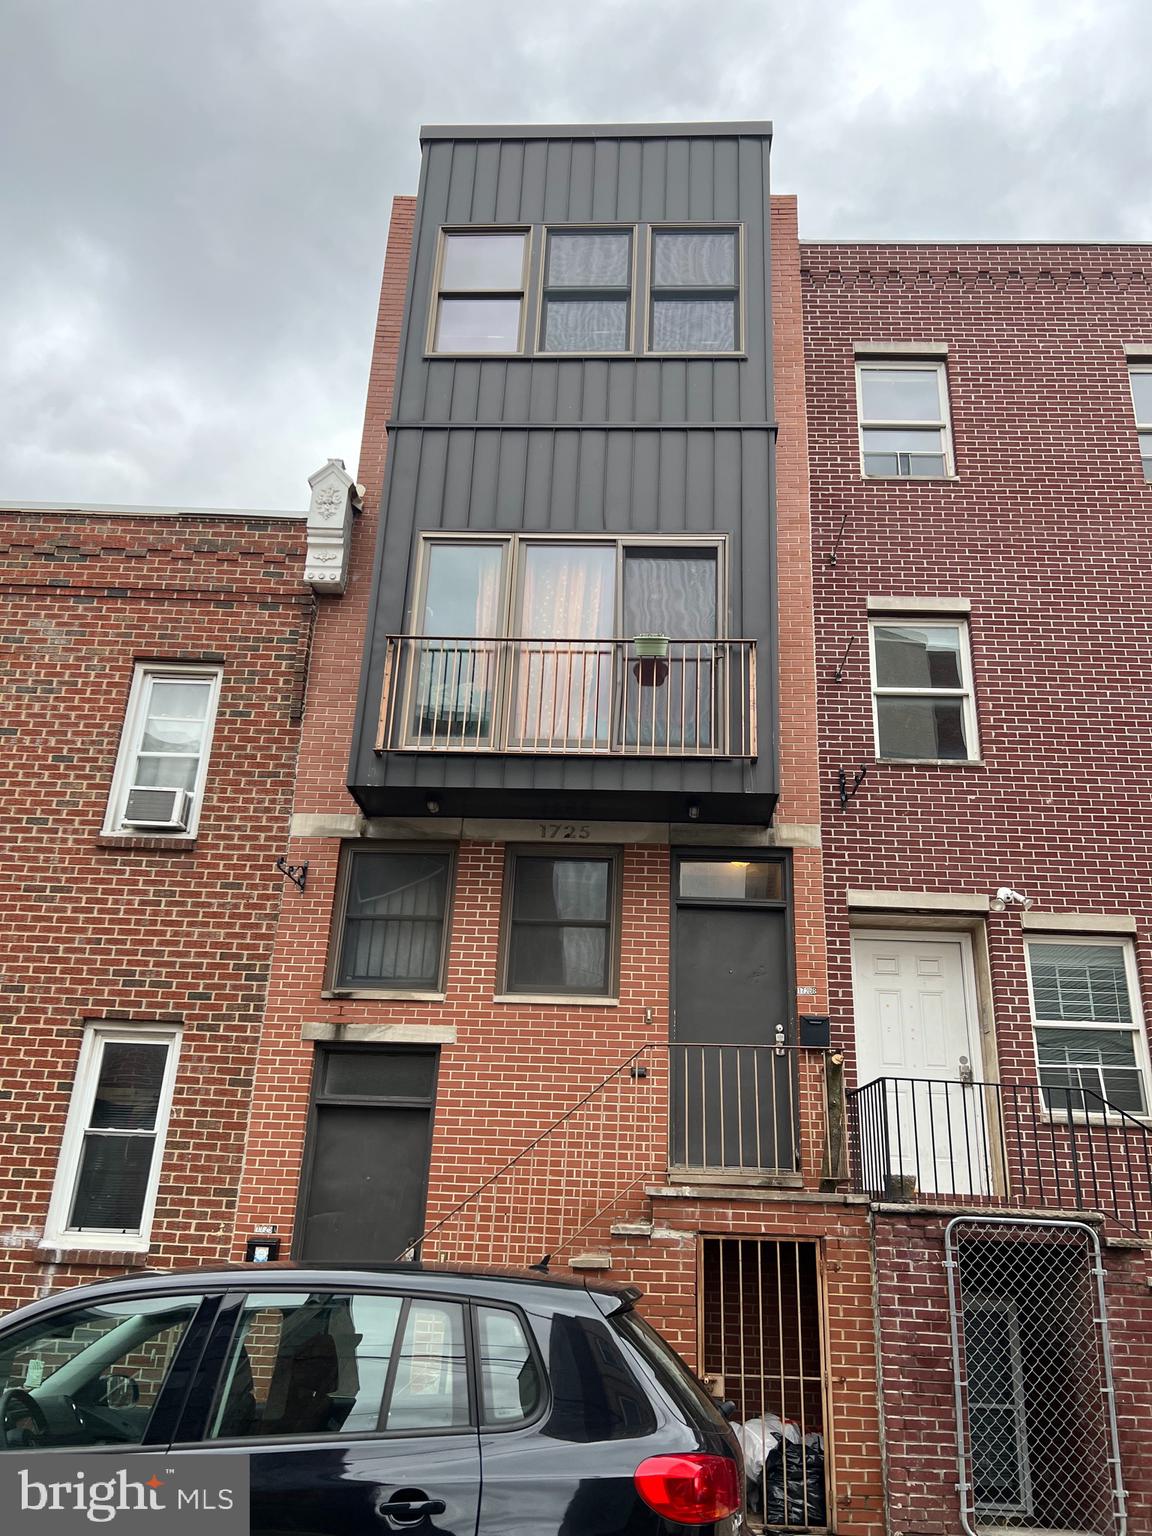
4,1261 -> 642,1320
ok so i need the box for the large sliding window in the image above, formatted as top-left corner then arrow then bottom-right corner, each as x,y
404,536 -> 722,753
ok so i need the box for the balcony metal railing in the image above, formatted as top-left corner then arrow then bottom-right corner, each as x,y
847,1076 -> 1152,1235
375,635 -> 757,758
670,1043 -> 801,1178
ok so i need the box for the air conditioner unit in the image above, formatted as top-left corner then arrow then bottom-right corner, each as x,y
122,787 -> 193,831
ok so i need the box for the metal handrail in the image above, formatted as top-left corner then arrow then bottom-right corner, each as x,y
846,1075 -> 1152,1235
375,633 -> 757,758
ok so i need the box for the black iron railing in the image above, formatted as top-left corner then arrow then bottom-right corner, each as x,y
847,1076 -> 1152,1235
669,1043 -> 802,1177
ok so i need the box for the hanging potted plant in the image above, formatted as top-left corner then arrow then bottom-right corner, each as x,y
633,633 -> 670,660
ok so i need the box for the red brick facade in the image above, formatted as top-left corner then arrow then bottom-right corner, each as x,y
0,509 -> 309,1306
803,245 -> 1152,1531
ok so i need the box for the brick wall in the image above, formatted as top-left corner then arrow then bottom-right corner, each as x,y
803,246 -> 1152,1530
0,511 -> 309,1306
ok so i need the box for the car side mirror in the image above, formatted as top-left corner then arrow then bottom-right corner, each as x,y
99,1372 -> 140,1409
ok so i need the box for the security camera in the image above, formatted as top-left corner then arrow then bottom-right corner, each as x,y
990,886 -> 1033,911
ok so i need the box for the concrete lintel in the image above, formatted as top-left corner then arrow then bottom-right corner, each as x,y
854,340 -> 949,358
301,1022 -> 457,1044
1123,343 -> 1152,360
357,817 -> 819,848
866,594 -> 971,615
848,889 -> 990,914
291,812 -> 364,839
1021,910 -> 1138,935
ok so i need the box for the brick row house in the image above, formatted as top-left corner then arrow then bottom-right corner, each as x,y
5,117 -> 1152,1536
0,468 -> 359,1305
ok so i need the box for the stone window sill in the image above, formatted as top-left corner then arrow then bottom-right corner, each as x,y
36,1244 -> 151,1268
96,835 -> 198,851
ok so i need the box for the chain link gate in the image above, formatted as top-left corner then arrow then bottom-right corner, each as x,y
944,1217 -> 1126,1535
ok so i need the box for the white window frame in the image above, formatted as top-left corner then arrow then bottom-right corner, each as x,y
868,618 -> 980,763
855,359 -> 955,478
44,1025 -> 182,1253
1129,365 -> 1152,481
1024,935 -> 1152,1122
103,664 -> 222,838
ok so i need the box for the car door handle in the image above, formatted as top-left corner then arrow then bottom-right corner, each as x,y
376,1492 -> 447,1526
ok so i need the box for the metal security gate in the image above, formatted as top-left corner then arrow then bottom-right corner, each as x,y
699,1238 -> 829,1530
945,1217 -> 1126,1535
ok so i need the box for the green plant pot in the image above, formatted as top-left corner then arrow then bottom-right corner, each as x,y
633,634 -> 670,659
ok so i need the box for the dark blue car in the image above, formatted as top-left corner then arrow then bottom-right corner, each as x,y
0,1264 -> 744,1533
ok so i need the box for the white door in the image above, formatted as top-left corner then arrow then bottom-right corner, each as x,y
852,933 -> 989,1195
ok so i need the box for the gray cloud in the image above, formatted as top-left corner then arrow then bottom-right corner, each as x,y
2,0 -> 1149,507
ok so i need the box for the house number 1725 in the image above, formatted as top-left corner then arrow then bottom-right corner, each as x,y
537,823 -> 592,840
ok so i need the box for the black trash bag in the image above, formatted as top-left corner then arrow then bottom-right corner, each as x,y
761,1438 -> 826,1528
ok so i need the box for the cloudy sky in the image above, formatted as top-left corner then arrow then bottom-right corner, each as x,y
3,0 -> 1150,510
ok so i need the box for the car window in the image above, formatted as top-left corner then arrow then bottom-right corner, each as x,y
384,1300 -> 469,1432
208,1292 -> 469,1441
477,1306 -> 542,1426
542,1312 -> 657,1442
611,1310 -> 725,1425
0,1295 -> 202,1451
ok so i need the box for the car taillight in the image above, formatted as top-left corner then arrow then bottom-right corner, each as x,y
634,1453 -> 742,1525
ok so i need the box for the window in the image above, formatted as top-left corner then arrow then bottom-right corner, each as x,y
45,1027 -> 181,1252
0,1295 -> 202,1450
539,229 -> 632,353
431,230 -> 528,353
477,1306 -> 543,1425
649,228 -> 740,353
1026,939 -> 1151,1116
856,361 -> 953,477
870,620 -> 978,761
208,1292 -> 468,1441
404,534 -> 723,754
104,664 -> 221,836
502,850 -> 618,997
332,848 -> 453,993
1129,367 -> 1152,480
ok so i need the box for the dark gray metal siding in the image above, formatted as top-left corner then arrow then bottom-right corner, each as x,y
350,125 -> 778,822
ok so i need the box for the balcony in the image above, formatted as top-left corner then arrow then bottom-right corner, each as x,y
847,1076 -> 1152,1235
375,635 -> 757,759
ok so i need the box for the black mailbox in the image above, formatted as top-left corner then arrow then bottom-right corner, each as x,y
798,1015 -> 831,1049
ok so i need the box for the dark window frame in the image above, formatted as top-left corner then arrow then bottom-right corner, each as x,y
645,224 -> 743,356
498,845 -> 623,999
327,843 -> 457,996
535,225 -> 636,356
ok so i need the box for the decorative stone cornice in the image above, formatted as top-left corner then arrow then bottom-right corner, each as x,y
305,458 -> 363,594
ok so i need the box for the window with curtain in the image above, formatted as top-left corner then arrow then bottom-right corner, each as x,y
512,543 -> 616,747
1027,940 -> 1150,1115
623,547 -> 718,748
334,849 -> 453,991
649,229 -> 740,353
503,853 -> 617,996
413,543 -> 505,745
539,230 -> 632,353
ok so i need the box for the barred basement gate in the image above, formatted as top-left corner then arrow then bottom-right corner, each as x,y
945,1217 -> 1126,1535
699,1238 -> 829,1531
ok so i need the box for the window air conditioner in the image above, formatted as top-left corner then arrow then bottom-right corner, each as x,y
122,787 -> 194,831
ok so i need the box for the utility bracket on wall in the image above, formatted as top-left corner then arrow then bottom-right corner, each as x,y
275,856 -> 309,893
837,765 -> 868,809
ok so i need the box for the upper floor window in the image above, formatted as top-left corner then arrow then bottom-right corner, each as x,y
870,619 -> 978,761
1026,939 -> 1150,1117
649,228 -> 740,353
539,229 -> 633,353
331,846 -> 454,995
104,664 -> 222,836
1129,367 -> 1152,481
856,360 -> 953,478
45,1025 -> 182,1251
431,229 -> 529,354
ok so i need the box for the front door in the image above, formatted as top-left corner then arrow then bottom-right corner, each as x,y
671,854 -> 796,1174
851,933 -> 988,1194
297,1047 -> 436,1263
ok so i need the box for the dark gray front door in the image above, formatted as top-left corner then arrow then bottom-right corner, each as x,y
671,855 -> 797,1173
298,1047 -> 436,1263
